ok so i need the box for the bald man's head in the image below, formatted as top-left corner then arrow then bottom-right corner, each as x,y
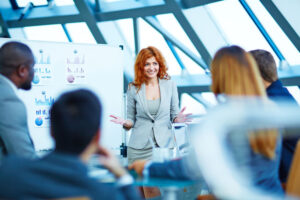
0,41 -> 35,90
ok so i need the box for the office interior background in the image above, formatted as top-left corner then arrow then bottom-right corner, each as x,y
0,0 -> 299,115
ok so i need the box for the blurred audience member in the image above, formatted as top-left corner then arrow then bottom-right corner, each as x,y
211,45 -> 283,195
250,49 -> 299,183
249,49 -> 296,103
0,89 -> 141,200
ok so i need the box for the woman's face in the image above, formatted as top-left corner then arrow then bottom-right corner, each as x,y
144,56 -> 159,80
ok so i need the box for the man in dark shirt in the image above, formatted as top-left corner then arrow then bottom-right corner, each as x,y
0,89 -> 141,200
250,49 -> 299,183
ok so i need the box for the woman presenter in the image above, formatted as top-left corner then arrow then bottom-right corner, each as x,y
110,46 -> 190,164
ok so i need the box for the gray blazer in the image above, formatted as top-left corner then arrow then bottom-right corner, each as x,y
127,79 -> 180,149
0,75 -> 36,162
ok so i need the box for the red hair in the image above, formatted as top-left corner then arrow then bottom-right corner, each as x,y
132,46 -> 169,91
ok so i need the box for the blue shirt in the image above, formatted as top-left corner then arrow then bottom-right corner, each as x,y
266,80 -> 297,103
267,79 -> 299,182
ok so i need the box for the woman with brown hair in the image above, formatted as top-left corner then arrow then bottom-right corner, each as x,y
210,45 -> 284,194
110,46 -> 190,164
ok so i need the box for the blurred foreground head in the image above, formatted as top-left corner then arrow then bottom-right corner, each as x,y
50,89 -> 102,155
211,45 -> 266,97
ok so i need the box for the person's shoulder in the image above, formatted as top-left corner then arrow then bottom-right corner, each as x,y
0,95 -> 26,121
2,154 -> 25,162
0,84 -> 17,100
160,78 -> 177,89
160,76 -> 174,84
0,155 -> 27,173
127,83 -> 138,94
87,179 -> 124,199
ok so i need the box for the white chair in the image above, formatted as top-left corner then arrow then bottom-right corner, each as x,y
190,99 -> 300,200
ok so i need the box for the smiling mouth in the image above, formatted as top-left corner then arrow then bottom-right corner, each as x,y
146,70 -> 157,74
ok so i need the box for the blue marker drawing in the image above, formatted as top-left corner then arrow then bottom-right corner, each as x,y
35,117 -> 43,126
32,75 -> 40,84
35,91 -> 54,106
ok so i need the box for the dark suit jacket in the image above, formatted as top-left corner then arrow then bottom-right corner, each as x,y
267,79 -> 299,182
0,152 -> 141,200
0,74 -> 36,163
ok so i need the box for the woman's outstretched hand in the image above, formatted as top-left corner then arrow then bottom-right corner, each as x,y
109,115 -> 133,129
109,115 -> 126,125
174,107 -> 192,123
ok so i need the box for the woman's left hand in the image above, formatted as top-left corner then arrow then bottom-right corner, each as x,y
174,107 -> 192,123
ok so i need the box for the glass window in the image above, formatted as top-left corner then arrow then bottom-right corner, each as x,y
115,18 -> 135,56
183,5 -> 228,56
55,0 -> 74,6
23,25 -> 69,42
16,0 -> 47,7
65,23 -> 96,44
206,0 -> 279,65
8,28 -> 27,39
16,0 -> 73,6
97,20 -> 135,76
181,93 -> 207,115
102,0 -> 124,2
156,14 -> 199,57
174,46 -> 205,74
246,0 -> 300,65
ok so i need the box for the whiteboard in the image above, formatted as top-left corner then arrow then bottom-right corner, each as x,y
0,38 -> 124,152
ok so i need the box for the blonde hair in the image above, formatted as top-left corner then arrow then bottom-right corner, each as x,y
211,46 -> 266,96
211,45 -> 277,159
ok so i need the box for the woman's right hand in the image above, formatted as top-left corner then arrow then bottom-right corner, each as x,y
109,115 -> 126,125
109,115 -> 133,129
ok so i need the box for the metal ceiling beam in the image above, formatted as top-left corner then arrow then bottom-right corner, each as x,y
73,0 -> 106,44
165,0 -> 212,68
165,39 -> 186,70
0,13 -> 11,38
260,0 -> 300,52
173,73 -> 211,93
7,15 -> 82,28
278,66 -> 300,86
239,0 -> 285,61
1,5 -> 79,20
3,0 -> 218,30
2,5 -> 82,27
180,0 -> 223,9
61,24 -> 72,42
8,0 -> 18,9
143,16 -> 207,70
3,4 -> 171,27
95,4 -> 170,21
173,65 -> 300,93
133,17 -> 139,55
95,0 -> 100,12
